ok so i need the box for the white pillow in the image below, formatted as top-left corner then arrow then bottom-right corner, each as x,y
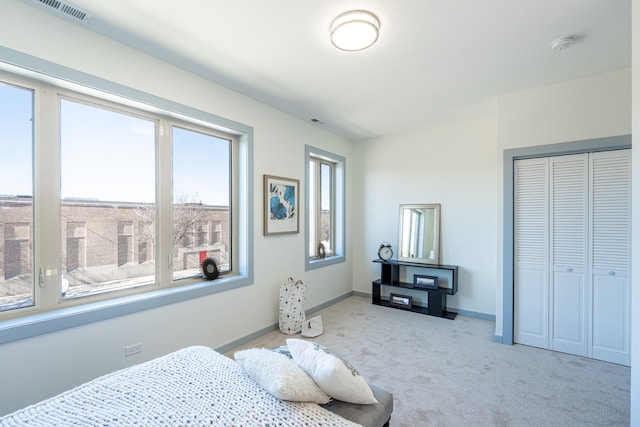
286,338 -> 377,404
234,347 -> 331,404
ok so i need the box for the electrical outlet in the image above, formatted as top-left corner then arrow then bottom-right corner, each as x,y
124,342 -> 143,357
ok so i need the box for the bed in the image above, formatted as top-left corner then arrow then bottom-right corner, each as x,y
0,345 -> 392,427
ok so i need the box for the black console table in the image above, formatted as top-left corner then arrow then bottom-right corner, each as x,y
372,259 -> 458,319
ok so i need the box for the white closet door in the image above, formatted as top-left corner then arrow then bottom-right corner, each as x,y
550,154 -> 588,357
590,150 -> 631,365
514,158 -> 549,348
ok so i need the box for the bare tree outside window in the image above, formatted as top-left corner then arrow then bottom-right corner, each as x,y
133,192 -> 229,278
172,126 -> 231,281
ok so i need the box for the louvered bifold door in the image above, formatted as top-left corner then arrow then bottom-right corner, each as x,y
514,157 -> 550,349
550,154 -> 589,357
590,149 -> 631,365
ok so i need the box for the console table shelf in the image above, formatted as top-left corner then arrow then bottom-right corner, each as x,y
372,259 -> 458,319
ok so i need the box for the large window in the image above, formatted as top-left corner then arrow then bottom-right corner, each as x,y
305,145 -> 345,269
0,64 -> 252,332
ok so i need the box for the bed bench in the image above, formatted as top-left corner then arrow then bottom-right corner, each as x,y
323,384 -> 393,427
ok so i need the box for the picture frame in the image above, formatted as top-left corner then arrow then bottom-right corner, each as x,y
413,274 -> 439,290
264,175 -> 299,235
389,293 -> 413,310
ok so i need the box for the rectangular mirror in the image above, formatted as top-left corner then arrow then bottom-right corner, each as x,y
398,203 -> 441,265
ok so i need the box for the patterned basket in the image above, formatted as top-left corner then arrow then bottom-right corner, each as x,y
278,277 -> 307,334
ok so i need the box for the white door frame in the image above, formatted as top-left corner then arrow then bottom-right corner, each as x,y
500,135 -> 631,345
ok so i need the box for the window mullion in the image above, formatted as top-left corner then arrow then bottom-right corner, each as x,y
230,135 -> 239,274
329,161 -> 336,255
35,86 -> 62,309
314,161 -> 322,254
157,120 -> 172,286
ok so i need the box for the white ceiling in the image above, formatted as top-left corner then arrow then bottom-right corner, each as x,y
24,0 -> 631,141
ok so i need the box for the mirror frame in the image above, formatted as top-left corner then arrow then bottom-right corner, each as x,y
397,203 -> 441,265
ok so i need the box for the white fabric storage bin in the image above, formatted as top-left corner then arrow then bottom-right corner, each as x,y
279,278 -> 307,334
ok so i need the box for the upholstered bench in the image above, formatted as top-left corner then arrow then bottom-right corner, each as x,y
323,383 -> 393,427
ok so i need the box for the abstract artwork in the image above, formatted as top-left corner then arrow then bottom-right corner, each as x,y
264,175 -> 299,235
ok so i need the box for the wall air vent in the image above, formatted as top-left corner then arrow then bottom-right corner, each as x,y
22,0 -> 92,24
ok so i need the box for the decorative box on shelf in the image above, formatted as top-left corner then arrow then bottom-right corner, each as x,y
372,259 -> 458,319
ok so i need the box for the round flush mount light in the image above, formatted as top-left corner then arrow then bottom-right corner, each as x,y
550,36 -> 575,51
330,10 -> 380,51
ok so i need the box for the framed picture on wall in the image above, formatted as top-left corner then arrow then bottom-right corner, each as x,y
264,175 -> 299,235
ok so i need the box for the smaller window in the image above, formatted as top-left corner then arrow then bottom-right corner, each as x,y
59,98 -> 156,300
171,126 -> 231,281
305,145 -> 345,270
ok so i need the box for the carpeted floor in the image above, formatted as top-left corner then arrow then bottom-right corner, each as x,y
228,295 -> 630,426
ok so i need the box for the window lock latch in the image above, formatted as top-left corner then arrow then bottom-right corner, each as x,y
39,266 -> 45,288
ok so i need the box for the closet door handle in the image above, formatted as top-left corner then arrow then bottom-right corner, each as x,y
565,267 -> 573,273
608,271 -> 616,276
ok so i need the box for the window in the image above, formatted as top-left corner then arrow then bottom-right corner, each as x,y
309,158 -> 334,256
0,81 -> 33,311
0,61 -> 253,340
172,126 -> 231,281
60,98 -> 156,298
305,145 -> 345,269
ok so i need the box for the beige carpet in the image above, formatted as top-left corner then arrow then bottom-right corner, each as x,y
228,295 -> 630,426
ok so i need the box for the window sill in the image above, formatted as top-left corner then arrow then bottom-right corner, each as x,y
305,254 -> 345,271
0,275 -> 251,345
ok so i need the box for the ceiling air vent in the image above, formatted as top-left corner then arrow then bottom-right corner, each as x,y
23,0 -> 92,24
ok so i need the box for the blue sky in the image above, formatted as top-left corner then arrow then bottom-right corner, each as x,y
0,82 -> 32,197
1,82 -> 230,206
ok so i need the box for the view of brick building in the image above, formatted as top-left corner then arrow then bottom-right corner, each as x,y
0,196 -> 230,308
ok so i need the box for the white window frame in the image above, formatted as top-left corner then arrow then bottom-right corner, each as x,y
0,49 -> 254,345
169,121 -> 237,281
305,145 -> 345,270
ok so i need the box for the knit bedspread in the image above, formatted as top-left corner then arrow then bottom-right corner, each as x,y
1,346 -> 360,426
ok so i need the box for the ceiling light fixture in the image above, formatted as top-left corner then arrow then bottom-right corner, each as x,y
550,36 -> 575,51
330,10 -> 380,51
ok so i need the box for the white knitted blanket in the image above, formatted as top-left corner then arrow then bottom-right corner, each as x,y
1,346 -> 361,427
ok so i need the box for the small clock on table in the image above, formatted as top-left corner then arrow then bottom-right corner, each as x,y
378,242 -> 393,261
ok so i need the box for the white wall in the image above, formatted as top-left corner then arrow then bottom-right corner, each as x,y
0,1 -> 353,415
630,0 -> 639,424
351,69 -> 630,325
497,69 -> 631,149
352,116 -> 499,316
1,0 -> 636,419
495,68 -> 631,339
